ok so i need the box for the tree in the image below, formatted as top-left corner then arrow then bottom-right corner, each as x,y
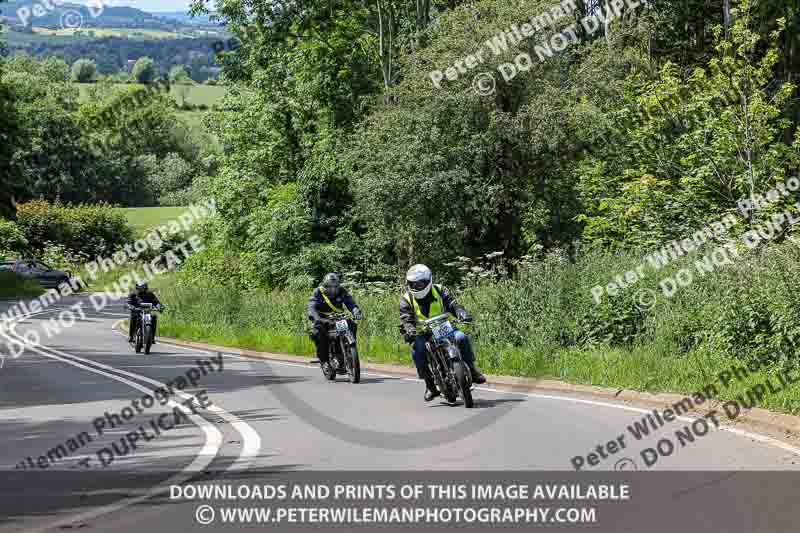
0,8 -> 22,217
577,0 -> 800,247
70,59 -> 97,83
180,0 -> 800,290
169,65 -> 192,84
132,57 -> 157,84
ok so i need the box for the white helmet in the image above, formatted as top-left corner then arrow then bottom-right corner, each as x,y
406,264 -> 432,299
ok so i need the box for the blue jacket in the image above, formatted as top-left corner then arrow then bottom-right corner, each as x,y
306,287 -> 358,322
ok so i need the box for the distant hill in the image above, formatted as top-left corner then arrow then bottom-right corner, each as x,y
0,1 -> 217,30
151,11 -> 219,25
0,1 -> 229,81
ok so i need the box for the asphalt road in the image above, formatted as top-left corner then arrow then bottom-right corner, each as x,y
2,293 -> 800,532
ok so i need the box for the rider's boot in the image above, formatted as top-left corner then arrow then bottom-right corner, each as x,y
468,363 -> 487,384
321,361 -> 335,380
424,377 -> 440,402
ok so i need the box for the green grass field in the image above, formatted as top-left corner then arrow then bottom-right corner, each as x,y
76,83 -> 228,107
169,83 -> 227,107
117,207 -> 187,234
32,27 -> 182,39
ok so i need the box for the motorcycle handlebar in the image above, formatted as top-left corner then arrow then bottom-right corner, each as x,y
423,313 -> 451,324
421,313 -> 467,327
326,312 -> 362,322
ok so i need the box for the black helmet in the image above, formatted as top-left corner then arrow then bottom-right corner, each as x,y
322,272 -> 342,296
321,273 -> 341,297
136,281 -> 148,293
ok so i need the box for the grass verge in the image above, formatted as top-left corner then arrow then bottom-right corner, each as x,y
155,280 -> 800,417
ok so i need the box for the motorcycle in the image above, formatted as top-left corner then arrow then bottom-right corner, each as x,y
323,312 -> 361,384
130,303 -> 159,354
419,313 -> 474,408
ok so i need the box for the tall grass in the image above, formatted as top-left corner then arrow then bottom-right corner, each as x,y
157,242 -> 800,414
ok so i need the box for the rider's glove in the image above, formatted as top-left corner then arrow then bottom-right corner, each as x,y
352,307 -> 363,321
402,324 -> 417,344
456,308 -> 473,323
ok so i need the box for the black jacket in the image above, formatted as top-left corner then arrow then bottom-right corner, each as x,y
399,284 -> 466,337
127,290 -> 161,308
307,287 -> 358,322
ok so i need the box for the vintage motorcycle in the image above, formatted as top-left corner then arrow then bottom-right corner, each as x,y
131,303 -> 159,354
419,313 -> 474,408
323,312 -> 361,383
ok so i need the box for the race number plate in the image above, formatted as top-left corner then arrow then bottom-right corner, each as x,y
336,319 -> 349,332
432,321 -> 454,340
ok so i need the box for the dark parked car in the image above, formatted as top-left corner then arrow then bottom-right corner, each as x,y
0,260 -> 72,289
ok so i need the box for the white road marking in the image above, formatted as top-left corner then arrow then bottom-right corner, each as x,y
1,304 -> 262,531
0,327 -> 223,533
108,320 -> 262,469
8,310 -> 261,471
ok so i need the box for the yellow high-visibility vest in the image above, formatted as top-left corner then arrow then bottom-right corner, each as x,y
319,287 -> 344,314
403,286 -> 444,321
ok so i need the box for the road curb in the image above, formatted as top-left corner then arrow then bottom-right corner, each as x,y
146,333 -> 800,449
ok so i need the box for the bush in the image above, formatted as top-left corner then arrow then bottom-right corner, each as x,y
169,65 -> 192,84
70,59 -> 96,83
132,57 -> 157,84
37,241 -> 91,270
159,186 -> 200,207
15,200 -> 134,259
0,219 -> 30,259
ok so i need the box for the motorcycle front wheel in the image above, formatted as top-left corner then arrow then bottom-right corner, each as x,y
144,324 -> 153,354
453,361 -> 474,408
344,341 -> 360,384
134,329 -> 143,353
323,343 -> 337,381
436,354 -> 458,404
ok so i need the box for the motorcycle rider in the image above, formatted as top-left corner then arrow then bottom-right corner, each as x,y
400,264 -> 486,401
307,273 -> 364,379
127,281 -> 162,343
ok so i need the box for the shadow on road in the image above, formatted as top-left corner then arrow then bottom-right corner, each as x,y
425,397 -> 526,409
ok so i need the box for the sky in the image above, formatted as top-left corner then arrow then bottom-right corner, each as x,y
107,0 -> 192,12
